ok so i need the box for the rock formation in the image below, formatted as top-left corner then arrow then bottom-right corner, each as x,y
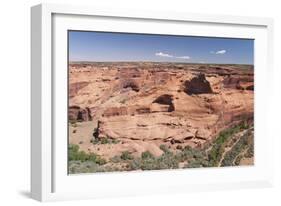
183,73 -> 213,95
69,106 -> 92,121
68,62 -> 254,160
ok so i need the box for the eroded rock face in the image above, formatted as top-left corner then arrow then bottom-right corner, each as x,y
102,106 -> 128,117
183,73 -> 213,95
223,76 -> 254,90
69,106 -> 92,121
121,79 -> 140,92
69,82 -> 89,98
68,62 -> 254,158
152,94 -> 175,112
69,106 -> 80,120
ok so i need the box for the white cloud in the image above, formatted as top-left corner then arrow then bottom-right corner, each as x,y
210,50 -> 227,54
155,52 -> 191,60
176,56 -> 190,60
155,52 -> 173,58
215,50 -> 226,54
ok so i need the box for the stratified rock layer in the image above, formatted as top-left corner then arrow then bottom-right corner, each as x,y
68,62 -> 254,159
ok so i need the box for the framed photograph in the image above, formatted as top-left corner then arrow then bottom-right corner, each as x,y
31,3 -> 274,201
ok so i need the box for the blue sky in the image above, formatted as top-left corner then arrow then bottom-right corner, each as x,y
69,31 -> 254,64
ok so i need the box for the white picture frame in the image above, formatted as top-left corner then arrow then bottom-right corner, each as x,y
31,3 -> 274,202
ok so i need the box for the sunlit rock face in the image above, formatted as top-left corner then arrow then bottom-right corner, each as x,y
68,62 -> 254,159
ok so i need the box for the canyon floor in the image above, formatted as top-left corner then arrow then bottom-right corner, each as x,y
68,62 -> 254,174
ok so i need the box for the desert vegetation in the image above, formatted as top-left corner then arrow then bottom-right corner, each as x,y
69,121 -> 254,174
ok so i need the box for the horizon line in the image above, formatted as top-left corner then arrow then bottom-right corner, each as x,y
68,60 -> 254,66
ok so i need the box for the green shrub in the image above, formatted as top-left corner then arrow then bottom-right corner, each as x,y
91,137 -> 120,145
69,144 -> 85,161
100,138 -> 110,144
111,139 -> 120,144
221,131 -> 253,166
234,155 -> 243,166
68,160 -> 117,174
129,158 -> 142,170
244,144 -> 254,158
141,151 -> 154,160
239,121 -> 249,130
176,146 -> 209,168
156,152 -> 179,169
110,155 -> 122,163
159,144 -> 170,153
207,124 -> 244,166
186,161 -> 203,168
120,151 -> 134,160
128,150 -> 180,170
90,138 -> 99,144
68,144 -> 106,165
95,156 -> 107,165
